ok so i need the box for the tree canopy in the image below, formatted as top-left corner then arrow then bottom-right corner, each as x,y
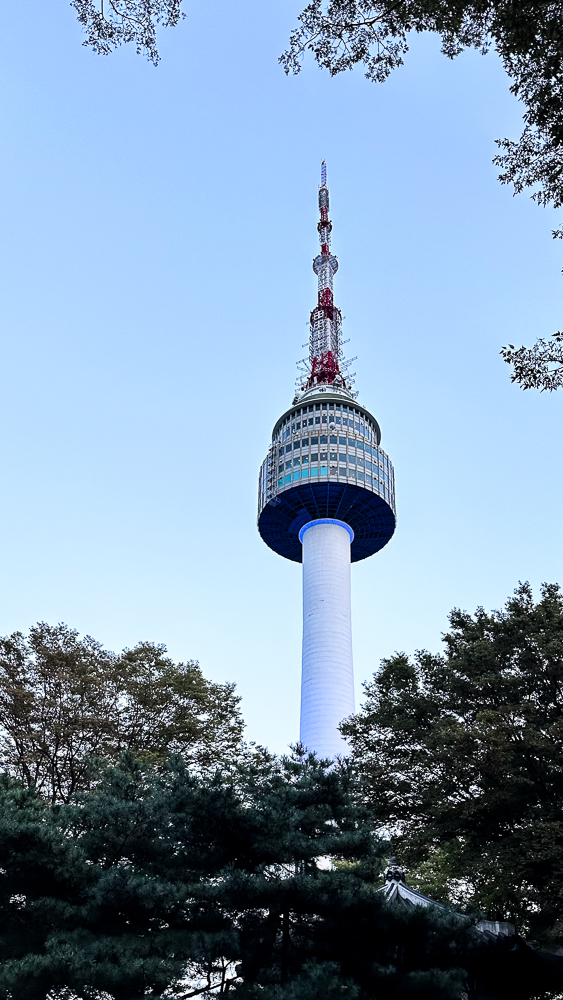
0,750 -> 553,1000
341,582 -> 563,951
70,0 -> 184,65
1,617 -> 562,997
282,2 -> 563,209
71,0 -> 563,221
500,332 -> 563,391
0,622 -> 243,803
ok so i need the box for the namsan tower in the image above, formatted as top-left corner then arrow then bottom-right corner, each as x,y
258,163 -> 396,758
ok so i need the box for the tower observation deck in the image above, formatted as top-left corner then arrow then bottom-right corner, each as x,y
257,164 -> 396,757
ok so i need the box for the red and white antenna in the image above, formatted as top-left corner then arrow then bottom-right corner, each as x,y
298,162 -> 356,396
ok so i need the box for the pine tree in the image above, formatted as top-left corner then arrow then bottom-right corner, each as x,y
0,752 -> 484,1000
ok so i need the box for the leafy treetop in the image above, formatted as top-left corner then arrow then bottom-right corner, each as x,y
70,0 -> 184,64
342,582 -> 563,950
0,622 -> 244,803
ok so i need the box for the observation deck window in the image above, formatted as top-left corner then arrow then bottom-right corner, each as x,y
320,435 -> 328,444
335,417 -> 341,424
286,445 -> 292,453
285,462 -> 291,470
330,435 -> 337,444
301,438 -> 309,446
302,456 -> 309,464
330,452 -> 337,461
315,417 -> 320,424
293,442 -> 300,450
308,418 -> 314,425
311,436 -> 318,444
294,458 -> 300,466
311,453 -> 318,462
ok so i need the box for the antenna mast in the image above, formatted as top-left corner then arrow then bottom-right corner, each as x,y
298,161 -> 356,397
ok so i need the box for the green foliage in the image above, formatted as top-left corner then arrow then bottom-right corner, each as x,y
500,332 -> 563,391
0,751 -> 485,1000
70,0 -> 185,65
342,582 -> 563,948
281,1 -> 563,207
0,623 -> 244,802
236,959 -> 464,1000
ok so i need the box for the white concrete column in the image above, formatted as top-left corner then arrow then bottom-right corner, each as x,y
298,518 -> 355,758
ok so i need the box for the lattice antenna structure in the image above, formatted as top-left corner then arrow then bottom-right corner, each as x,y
296,161 -> 357,399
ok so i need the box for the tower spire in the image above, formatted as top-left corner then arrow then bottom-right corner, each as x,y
299,161 -> 354,397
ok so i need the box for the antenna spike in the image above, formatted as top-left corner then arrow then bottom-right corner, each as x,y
295,165 -> 355,397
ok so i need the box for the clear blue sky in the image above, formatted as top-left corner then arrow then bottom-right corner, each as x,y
1,1 -> 562,753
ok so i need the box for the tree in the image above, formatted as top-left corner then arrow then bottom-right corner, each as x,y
0,622 -> 243,803
500,332 -> 563,390
0,750 -> 521,1000
282,2 -> 563,210
70,0 -> 185,65
341,582 -> 563,951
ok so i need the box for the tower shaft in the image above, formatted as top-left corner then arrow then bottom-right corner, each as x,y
299,519 -> 355,757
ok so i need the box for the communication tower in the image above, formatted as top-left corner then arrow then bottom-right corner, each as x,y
257,164 -> 396,757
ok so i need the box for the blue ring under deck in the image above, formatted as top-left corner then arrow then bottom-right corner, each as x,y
258,482 -> 396,563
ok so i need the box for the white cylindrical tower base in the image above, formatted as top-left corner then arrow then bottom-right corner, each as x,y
298,518 -> 355,758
